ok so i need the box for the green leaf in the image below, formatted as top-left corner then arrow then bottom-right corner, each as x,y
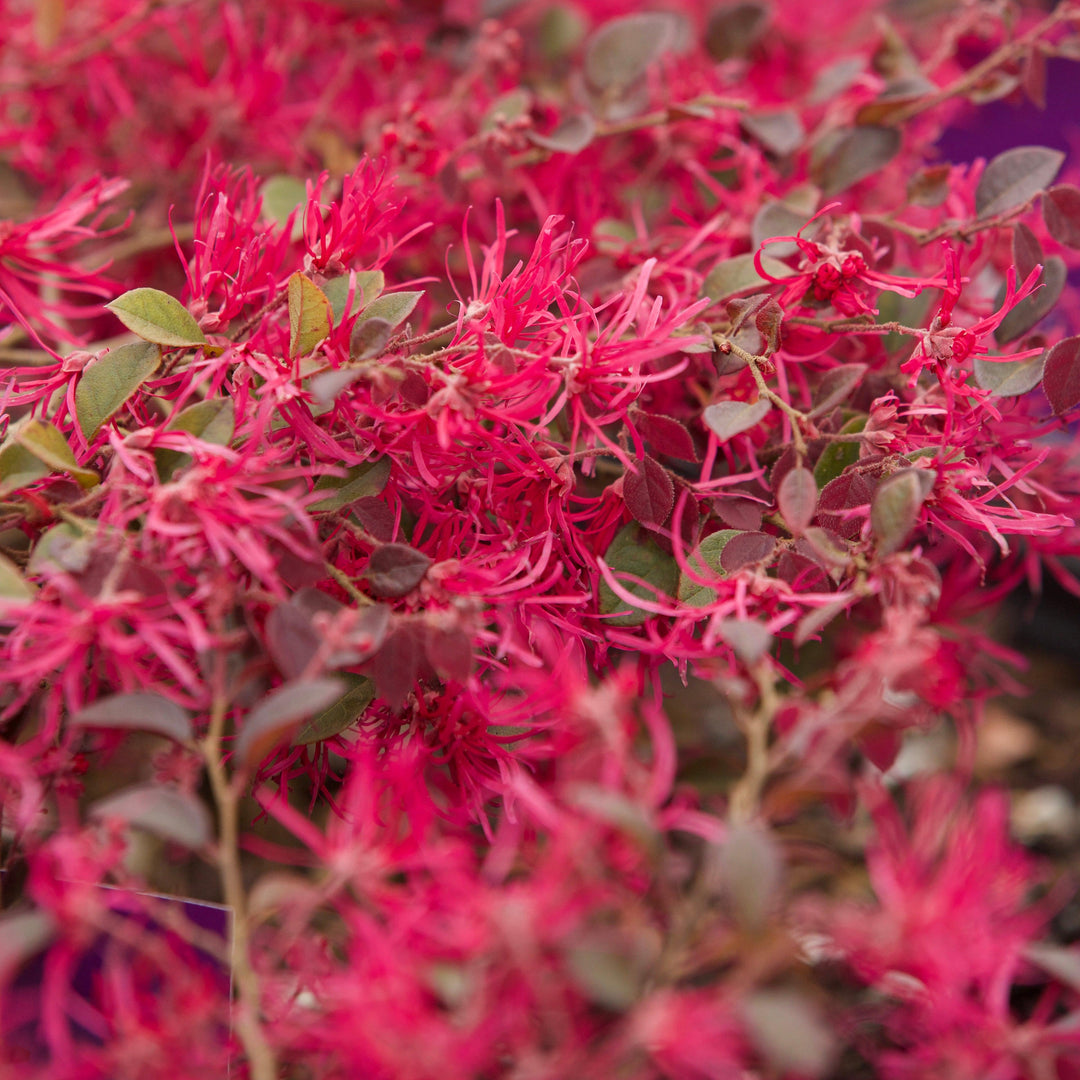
288,272 -> 332,358
0,440 -> 51,498
310,457 -> 391,512
702,253 -> 793,302
75,341 -> 161,439
260,175 -> 307,240
974,354 -> 1046,397
678,529 -> 739,608
598,524 -> 678,626
0,551 -> 34,604
976,145 -> 1064,221
352,290 -> 423,332
322,270 -> 385,323
813,415 -> 866,487
584,12 -> 685,94
106,288 -> 207,348
994,255 -> 1066,344
292,673 -> 376,746
155,398 -> 235,481
14,420 -> 98,489
27,520 -> 96,575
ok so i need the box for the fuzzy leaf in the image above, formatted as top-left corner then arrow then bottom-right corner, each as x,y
598,524 -> 677,626
994,256 -> 1066,344
292,673 -> 376,746
623,455 -> 674,527
106,288 -> 207,348
0,552 -> 34,604
809,363 -> 867,418
1043,184 -> 1080,249
584,12 -> 683,93
871,468 -> 933,554
702,253 -> 792,302
728,293 -> 784,354
353,291 -> 423,331
71,691 -> 194,743
719,821 -> 782,933
14,420 -> 98,489
349,317 -> 394,360
288,272 -> 332,358
974,353 -> 1046,397
678,529 -> 739,608
155,398 -> 235,481
704,1 -> 769,61
630,409 -> 698,461
976,145 -> 1064,220
90,783 -> 212,849
528,113 -> 596,154
234,677 -> 346,771
323,270 -> 386,323
816,126 -> 900,197
777,467 -> 817,535
719,530 -> 776,573
1043,336 -> 1080,414
703,399 -> 772,441
366,543 -> 431,597
76,341 -> 161,439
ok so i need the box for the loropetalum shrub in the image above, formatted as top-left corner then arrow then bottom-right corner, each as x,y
5,1 -> 1080,1077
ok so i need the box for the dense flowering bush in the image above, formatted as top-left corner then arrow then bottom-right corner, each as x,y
4,0 -> 1080,1076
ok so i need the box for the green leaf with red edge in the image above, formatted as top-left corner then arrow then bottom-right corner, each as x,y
1043,336 -> 1080,414
871,468 -> 934,555
89,783 -> 212,849
976,146 -> 1064,220
13,420 -> 98,489
777,467 -> 818,535
1043,185 -> 1080,249
703,398 -> 772,441
598,524 -> 678,626
292,673 -> 376,746
366,543 -> 431,597
76,341 -> 161,440
106,288 -> 207,348
234,677 -> 346,771
71,691 -> 194,743
623,454 -> 674,527
288,272 -> 332,358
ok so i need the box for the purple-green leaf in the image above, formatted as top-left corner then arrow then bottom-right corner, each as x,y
71,691 -> 194,743
1043,184 -> 1080,249
234,677 -> 346,771
976,145 -> 1064,220
703,399 -> 772,441
366,543 -> 432,597
90,783 -> 212,849
1043,336 -> 1080,414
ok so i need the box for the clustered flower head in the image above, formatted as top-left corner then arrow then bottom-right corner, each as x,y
2,1 -> 1080,1077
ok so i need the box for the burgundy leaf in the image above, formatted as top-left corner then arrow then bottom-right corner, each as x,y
1043,336 -> 1080,414
630,409 -> 698,461
713,495 -> 764,531
370,624 -> 426,710
366,543 -> 432,597
1043,185 -> 1080,249
265,589 -> 344,680
623,454 -> 674,527
425,625 -> 474,683
808,363 -> 867,418
818,471 -> 876,539
352,497 -> 395,542
777,467 -> 817,536
719,531 -> 776,573
1012,222 -> 1044,280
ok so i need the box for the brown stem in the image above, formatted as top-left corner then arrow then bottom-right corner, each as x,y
201,679 -> 277,1080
